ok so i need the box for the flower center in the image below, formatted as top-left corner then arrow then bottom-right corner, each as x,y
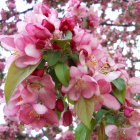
17,96 -> 23,102
29,111 -> 41,120
86,55 -> 98,67
13,51 -> 21,56
75,79 -> 85,91
99,63 -> 111,74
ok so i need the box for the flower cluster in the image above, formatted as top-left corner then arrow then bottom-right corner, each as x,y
0,0 -> 140,139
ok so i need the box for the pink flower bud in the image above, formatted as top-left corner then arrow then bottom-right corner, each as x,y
35,39 -> 46,49
32,69 -> 44,77
63,110 -> 72,126
41,5 -> 50,17
59,17 -> 75,32
26,23 -> 52,40
124,106 -> 134,118
7,2 -> 15,10
52,42 -> 62,50
55,99 -> 64,112
42,19 -> 55,33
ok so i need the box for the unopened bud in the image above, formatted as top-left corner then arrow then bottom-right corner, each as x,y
42,19 -> 55,33
32,69 -> 44,77
55,99 -> 64,112
63,110 -> 72,126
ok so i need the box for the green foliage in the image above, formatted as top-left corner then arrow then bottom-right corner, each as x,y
95,109 -> 109,123
37,59 -> 46,69
54,62 -> 70,86
75,123 -> 88,140
75,97 -> 94,129
44,50 -> 61,66
112,78 -> 126,104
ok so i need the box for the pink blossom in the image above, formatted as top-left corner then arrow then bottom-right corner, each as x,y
21,74 -> 56,109
0,125 -> 9,133
105,125 -> 140,140
0,34 -> 42,68
33,3 -> 50,17
129,109 -> 140,127
94,76 -> 120,111
74,29 -> 99,56
19,104 -> 58,129
26,23 -> 52,40
105,125 -> 118,140
88,5 -> 100,28
62,66 -> 99,101
59,17 -> 75,32
128,77 -> 140,94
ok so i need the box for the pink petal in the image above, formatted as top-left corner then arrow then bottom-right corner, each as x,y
26,23 -> 51,39
33,104 -> 47,114
19,105 -> 35,124
0,36 -> 15,51
106,71 -> 121,82
68,87 -> 81,101
25,44 -> 41,58
62,79 -> 75,93
105,125 -> 117,137
102,94 -> 120,110
129,77 -> 140,85
16,21 -> 26,32
42,74 -> 55,89
70,66 -> 83,78
82,75 -> 99,98
21,88 -> 37,104
97,79 -> 112,94
39,89 -> 56,109
15,56 -> 41,68
44,109 -> 59,126
31,118 -> 47,129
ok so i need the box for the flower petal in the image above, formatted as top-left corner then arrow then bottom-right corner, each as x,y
102,94 -> 120,110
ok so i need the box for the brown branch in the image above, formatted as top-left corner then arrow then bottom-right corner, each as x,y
100,22 -> 135,27
0,8 -> 33,23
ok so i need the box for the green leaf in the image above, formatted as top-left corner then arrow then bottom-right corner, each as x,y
37,59 -> 46,69
106,114 -> 119,124
45,50 -> 61,66
4,62 -> 39,104
83,17 -> 89,28
113,88 -> 126,104
112,78 -> 126,104
112,78 -> 126,91
95,109 -> 109,123
75,122 -> 93,140
97,123 -> 107,140
75,97 -> 94,129
69,53 -> 79,62
75,123 -> 87,140
67,97 -> 74,105
54,63 -> 70,86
